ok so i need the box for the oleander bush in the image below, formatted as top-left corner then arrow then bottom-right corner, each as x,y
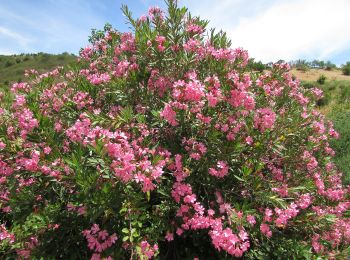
0,1 -> 349,259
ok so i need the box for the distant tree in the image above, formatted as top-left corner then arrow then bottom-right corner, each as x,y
325,61 -> 336,71
311,59 -> 324,68
247,58 -> 266,72
295,59 -> 310,71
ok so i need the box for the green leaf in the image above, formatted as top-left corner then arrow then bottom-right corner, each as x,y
233,175 -> 245,182
146,191 -> 150,202
119,106 -> 134,123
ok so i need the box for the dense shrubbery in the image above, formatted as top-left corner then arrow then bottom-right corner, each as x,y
0,1 -> 349,259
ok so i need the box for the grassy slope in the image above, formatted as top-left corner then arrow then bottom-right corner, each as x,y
0,53 -> 76,90
290,68 -> 350,82
298,69 -> 350,183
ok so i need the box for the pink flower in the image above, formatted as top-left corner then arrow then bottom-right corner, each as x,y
296,193 -> 312,209
183,80 -> 205,102
165,231 -> 174,241
245,136 -> 253,145
160,104 -> 178,126
83,224 -> 117,255
254,108 -> 276,132
176,228 -> 184,236
246,215 -> 256,225
186,22 -> 204,34
311,234 -> 323,253
208,161 -> 229,178
155,36 -> 166,52
72,91 -> 93,109
0,224 -> 15,244
260,223 -> 272,238
87,72 -> 111,85
43,146 -> 52,155
184,194 -> 197,204
140,240 -> 158,259
13,94 -> 26,108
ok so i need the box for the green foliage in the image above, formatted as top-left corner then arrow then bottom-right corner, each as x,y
247,58 -> 266,72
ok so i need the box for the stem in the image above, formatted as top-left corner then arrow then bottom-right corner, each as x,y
129,208 -> 134,260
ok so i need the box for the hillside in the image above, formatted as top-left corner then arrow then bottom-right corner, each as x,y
291,68 -> 350,82
0,52 -> 76,90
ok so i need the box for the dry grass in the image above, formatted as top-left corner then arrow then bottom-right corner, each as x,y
290,68 -> 350,82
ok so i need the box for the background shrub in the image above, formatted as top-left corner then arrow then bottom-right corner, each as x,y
317,74 -> 327,85
342,62 -> 350,75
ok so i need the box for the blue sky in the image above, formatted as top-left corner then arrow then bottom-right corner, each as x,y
1,0 -> 350,65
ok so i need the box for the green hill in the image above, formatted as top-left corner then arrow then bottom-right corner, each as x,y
0,52 -> 76,90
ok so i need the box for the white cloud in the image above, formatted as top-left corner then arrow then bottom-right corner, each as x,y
182,0 -> 350,63
0,26 -> 31,46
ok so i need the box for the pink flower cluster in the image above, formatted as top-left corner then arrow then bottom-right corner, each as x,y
67,203 -> 87,216
172,76 -> 205,103
72,91 -> 94,110
108,138 -> 168,192
209,161 -> 229,178
253,108 -> 276,132
182,138 -> 207,160
147,70 -> 171,97
160,104 -> 178,126
87,72 -> 111,85
66,114 -> 169,193
139,240 -> 159,259
11,82 -> 31,93
170,155 -> 250,257
0,224 -> 15,244
40,82 -> 72,115
82,224 -> 117,260
186,21 -> 204,35
155,35 -> 166,52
